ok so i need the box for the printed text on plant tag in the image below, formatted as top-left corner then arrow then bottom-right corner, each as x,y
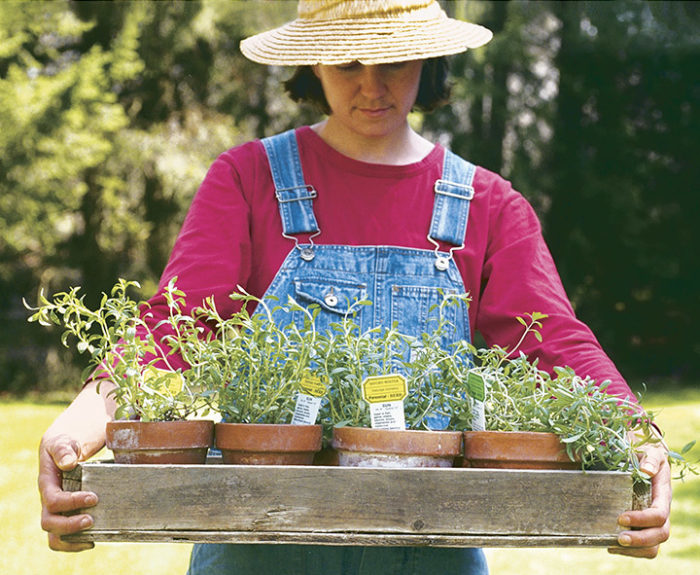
362,375 -> 407,430
291,374 -> 325,425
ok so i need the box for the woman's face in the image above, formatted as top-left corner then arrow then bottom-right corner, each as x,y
313,60 -> 423,142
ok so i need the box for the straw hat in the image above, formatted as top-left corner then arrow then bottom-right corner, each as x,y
240,0 -> 493,66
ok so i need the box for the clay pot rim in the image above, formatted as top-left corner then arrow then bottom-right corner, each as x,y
215,422 -> 322,452
108,419 -> 214,425
463,430 -> 563,437
332,426 -> 462,456
106,419 -> 214,450
462,429 -> 580,463
215,422 -> 321,431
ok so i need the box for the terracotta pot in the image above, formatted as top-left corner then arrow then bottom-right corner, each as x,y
331,426 -> 462,468
215,423 -> 322,465
106,420 -> 214,464
462,431 -> 580,470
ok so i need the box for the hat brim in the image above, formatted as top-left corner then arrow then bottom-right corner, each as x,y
240,18 -> 493,66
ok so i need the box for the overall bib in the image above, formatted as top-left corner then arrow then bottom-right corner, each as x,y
187,130 -> 488,575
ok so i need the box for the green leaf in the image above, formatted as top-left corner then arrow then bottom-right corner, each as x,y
560,432 -> 584,443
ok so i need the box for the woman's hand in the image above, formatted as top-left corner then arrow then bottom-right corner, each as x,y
608,439 -> 672,558
38,434 -> 98,552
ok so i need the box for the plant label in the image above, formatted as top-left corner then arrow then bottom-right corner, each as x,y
299,374 -> 326,398
362,375 -> 408,403
369,401 -> 406,430
142,366 -> 184,396
467,372 -> 486,431
291,393 -> 322,425
362,375 -> 407,430
291,374 -> 326,425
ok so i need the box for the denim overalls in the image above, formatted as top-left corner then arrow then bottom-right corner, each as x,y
187,130 -> 488,575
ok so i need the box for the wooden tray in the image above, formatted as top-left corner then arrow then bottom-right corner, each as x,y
62,462 -> 649,547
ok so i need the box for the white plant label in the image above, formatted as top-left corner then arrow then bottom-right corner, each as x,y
291,374 -> 326,425
362,374 -> 408,431
291,393 -> 322,425
467,371 -> 486,431
369,401 -> 406,430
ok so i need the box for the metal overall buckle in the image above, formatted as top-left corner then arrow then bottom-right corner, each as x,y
275,185 -> 321,261
427,235 -> 464,271
283,229 -> 322,262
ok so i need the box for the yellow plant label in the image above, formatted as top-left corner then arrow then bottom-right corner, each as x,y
143,367 -> 183,396
362,374 -> 407,404
300,374 -> 326,398
163,373 -> 184,395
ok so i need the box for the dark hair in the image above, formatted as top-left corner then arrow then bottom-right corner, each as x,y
283,57 -> 451,115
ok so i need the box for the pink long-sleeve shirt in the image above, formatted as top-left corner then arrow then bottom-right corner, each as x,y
150,126 -> 635,401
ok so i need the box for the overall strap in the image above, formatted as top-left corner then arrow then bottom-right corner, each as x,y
261,129 -> 320,236
429,149 -> 476,248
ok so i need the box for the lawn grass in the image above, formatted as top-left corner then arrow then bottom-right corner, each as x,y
486,388 -> 700,574
0,402 -> 192,575
1,389 -> 698,575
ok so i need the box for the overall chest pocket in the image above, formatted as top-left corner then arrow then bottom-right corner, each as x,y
390,285 -> 469,348
292,277 -> 368,334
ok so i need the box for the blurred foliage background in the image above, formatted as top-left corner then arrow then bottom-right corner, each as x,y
1,0 -> 698,396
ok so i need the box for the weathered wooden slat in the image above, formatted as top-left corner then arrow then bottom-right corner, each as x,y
61,465 -> 83,494
63,530 -> 621,547
62,463 -> 647,547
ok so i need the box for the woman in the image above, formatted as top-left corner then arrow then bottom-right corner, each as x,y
38,1 -> 671,573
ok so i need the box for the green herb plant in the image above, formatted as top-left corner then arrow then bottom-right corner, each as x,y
177,289 -> 320,424
316,301 -> 405,430
444,313 -> 698,481
25,278 -> 210,421
318,294 -> 471,431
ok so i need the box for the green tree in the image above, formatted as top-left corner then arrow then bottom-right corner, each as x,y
0,0 -> 300,393
543,0 -> 700,377
429,1 -> 699,379
2,0 -> 698,394
0,0 -> 137,391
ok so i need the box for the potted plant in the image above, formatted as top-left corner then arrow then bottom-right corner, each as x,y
317,300 -> 464,468
185,290 -> 323,465
26,278 -> 215,464
444,313 -> 698,481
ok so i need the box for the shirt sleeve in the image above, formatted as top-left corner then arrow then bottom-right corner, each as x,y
136,150 -> 254,371
475,179 -> 636,402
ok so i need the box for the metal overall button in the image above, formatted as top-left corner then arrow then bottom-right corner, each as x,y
435,256 -> 450,271
283,230 -> 321,263
300,247 -> 315,261
428,236 -> 464,272
324,289 -> 338,307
